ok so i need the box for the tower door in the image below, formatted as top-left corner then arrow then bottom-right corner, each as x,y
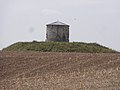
62,34 -> 66,42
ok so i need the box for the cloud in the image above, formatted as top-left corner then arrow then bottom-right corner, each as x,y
41,8 -> 62,16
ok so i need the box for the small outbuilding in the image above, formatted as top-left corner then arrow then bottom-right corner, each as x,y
46,21 -> 69,42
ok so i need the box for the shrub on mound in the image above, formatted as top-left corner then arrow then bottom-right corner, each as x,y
3,41 -> 117,53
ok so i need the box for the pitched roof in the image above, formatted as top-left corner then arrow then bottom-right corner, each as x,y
47,21 -> 69,26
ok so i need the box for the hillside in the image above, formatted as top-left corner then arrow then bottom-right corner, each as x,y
0,51 -> 120,90
3,41 -> 117,53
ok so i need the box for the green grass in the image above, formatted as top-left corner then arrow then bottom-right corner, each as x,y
2,41 -> 118,53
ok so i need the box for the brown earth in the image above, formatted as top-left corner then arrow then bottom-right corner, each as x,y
0,51 -> 120,90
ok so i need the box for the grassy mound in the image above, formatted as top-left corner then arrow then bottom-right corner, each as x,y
3,41 -> 117,53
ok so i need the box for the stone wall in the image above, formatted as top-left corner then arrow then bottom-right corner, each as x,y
46,25 -> 69,42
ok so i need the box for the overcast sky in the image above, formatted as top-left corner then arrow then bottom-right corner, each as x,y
0,0 -> 120,51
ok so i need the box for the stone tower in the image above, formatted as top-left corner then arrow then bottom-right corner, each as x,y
46,21 -> 69,42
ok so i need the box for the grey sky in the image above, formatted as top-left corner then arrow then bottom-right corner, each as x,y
0,0 -> 120,51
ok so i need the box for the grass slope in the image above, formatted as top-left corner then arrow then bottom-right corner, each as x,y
3,41 -> 117,53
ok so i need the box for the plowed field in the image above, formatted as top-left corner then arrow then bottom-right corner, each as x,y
0,51 -> 120,90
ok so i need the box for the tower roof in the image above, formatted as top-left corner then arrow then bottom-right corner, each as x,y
47,21 -> 69,26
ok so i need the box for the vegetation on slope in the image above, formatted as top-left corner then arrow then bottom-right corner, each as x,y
3,41 -> 117,53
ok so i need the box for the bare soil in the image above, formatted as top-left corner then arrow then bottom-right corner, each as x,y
0,51 -> 120,90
